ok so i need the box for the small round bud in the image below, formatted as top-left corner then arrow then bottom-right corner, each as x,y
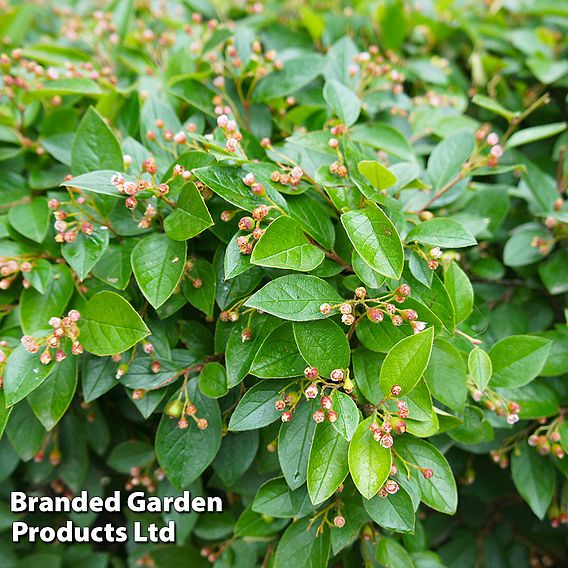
304,367 -> 318,380
40,351 -> 52,365
151,361 -> 161,373
275,400 -> 286,411
396,284 -> 411,297
330,369 -> 344,382
385,480 -> 399,494
68,309 -> 81,322
320,396 -> 333,410
132,389 -> 145,400
252,205 -> 269,220
422,468 -> 434,479
281,411 -> 292,422
339,303 -> 352,314
251,182 -> 266,196
326,410 -> 338,422
367,308 -> 384,323
319,303 -> 332,315
238,216 -> 254,231
391,385 -> 402,397
380,433 -> 394,448
333,515 -> 345,528
490,144 -> 503,158
305,383 -> 319,399
242,172 -> 255,186
197,418 -> 208,430
313,409 -> 326,423
355,286 -> 366,299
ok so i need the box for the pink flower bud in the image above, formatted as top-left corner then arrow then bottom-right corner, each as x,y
385,480 -> 399,494
125,196 -> 138,209
242,173 -> 255,186
312,409 -> 325,423
320,303 -> 332,315
55,350 -> 67,362
68,310 -> 80,321
304,367 -> 318,380
40,351 -> 52,365
333,515 -> 345,528
341,314 -> 355,326
320,396 -> 333,410
330,369 -> 344,382
486,132 -> 499,146
490,144 -> 503,158
71,342 -> 83,355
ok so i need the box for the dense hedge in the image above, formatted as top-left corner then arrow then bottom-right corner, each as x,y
1,0 -> 568,566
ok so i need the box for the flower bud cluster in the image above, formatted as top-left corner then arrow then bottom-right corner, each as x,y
124,465 -> 163,493
269,166 -> 304,189
475,125 -> 504,167
49,197 -> 100,244
20,310 -> 83,364
0,255 -> 36,290
527,419 -> 565,459
165,397 -> 208,431
320,285 -> 426,334
470,386 -> 520,425
216,113 -> 243,153
234,180 -> 272,255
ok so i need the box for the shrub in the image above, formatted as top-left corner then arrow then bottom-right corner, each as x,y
0,0 -> 567,566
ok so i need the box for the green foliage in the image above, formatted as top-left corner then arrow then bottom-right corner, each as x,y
1,1 -> 568,566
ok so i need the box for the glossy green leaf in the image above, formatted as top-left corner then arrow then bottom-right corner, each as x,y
132,233 -> 186,309
164,182 -> 214,241
78,291 -> 150,356
62,226 -> 109,281
349,416 -> 392,499
156,381 -> 222,488
274,516 -> 330,568
395,437 -> 457,514
406,219 -> 476,249
323,79 -> 361,126
3,345 -> 55,406
250,323 -> 306,378
427,131 -> 475,192
358,160 -> 397,191
468,348 -> 492,391
279,398 -> 318,490
307,421 -> 349,505
511,443 -> 556,519
8,197 -> 50,243
380,328 -> 434,397
488,335 -> 551,388
27,355 -> 78,431
341,202 -> 404,279
198,362 -> 228,398
364,486 -> 415,533
251,216 -> 324,272
71,106 -> 123,175
245,274 -> 343,321
229,380 -> 292,431
293,319 -> 350,377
